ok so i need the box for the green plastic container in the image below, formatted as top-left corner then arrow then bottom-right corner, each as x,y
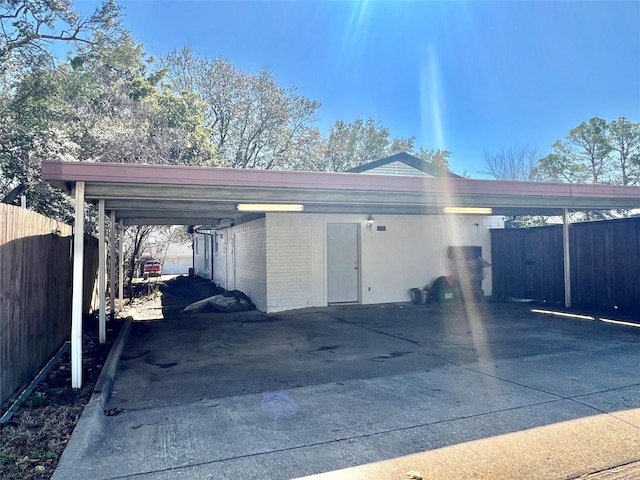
432,287 -> 460,303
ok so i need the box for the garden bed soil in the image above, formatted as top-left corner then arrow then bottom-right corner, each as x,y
0,319 -> 122,480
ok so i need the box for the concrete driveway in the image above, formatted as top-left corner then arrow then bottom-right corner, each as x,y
53,301 -> 640,479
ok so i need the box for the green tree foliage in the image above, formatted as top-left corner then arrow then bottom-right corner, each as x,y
536,117 -> 640,185
312,118 -> 452,173
414,147 -> 451,172
0,34 -> 216,221
66,35 -> 216,166
0,0 -> 121,73
162,47 -> 320,170
607,117 -> 640,186
317,118 -> 414,172
162,49 -> 451,174
526,117 -> 640,225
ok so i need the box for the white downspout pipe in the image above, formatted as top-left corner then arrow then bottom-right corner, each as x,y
71,182 -> 85,389
563,208 -> 571,308
98,199 -> 106,344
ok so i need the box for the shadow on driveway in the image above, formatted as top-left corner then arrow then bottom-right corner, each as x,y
53,286 -> 640,480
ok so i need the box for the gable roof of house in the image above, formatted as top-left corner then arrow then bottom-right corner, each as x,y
346,152 -> 460,178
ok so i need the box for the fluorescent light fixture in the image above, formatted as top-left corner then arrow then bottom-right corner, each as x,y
237,203 -> 304,212
444,207 -> 493,214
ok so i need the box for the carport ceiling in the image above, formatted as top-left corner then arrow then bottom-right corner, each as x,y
42,161 -> 640,226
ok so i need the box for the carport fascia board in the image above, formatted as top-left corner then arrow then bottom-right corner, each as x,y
43,161 -> 640,223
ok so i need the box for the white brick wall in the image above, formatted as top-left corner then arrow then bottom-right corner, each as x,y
266,215 -> 313,312
233,218 -> 267,311
226,212 -> 503,312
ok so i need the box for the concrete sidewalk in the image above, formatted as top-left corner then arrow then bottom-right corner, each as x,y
53,302 -> 640,480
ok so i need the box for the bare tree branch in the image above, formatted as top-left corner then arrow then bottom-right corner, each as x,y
482,144 -> 542,181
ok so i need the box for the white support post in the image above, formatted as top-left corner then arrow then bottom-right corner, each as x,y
71,182 -> 85,389
563,208 -> 571,308
118,218 -> 124,312
98,199 -> 106,344
110,210 -> 116,321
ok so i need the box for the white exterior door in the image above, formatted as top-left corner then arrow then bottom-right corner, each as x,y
327,223 -> 360,303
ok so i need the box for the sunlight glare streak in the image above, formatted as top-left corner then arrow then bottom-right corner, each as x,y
531,309 -> 594,321
337,0 -> 370,76
600,318 -> 640,328
420,44 -> 445,150
438,216 -> 494,369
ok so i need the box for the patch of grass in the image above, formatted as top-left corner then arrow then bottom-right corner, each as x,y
0,453 -> 13,467
23,393 -> 46,408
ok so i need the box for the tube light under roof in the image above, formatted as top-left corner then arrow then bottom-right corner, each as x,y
237,203 -> 304,212
443,207 -> 493,214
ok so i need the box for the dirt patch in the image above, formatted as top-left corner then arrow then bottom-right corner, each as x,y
0,320 -> 122,480
159,275 -> 224,309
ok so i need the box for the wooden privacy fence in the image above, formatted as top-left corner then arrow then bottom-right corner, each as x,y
0,204 -> 99,407
491,217 -> 640,311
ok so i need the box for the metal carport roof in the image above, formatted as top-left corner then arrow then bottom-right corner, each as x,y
42,161 -> 640,226
40,160 -> 640,389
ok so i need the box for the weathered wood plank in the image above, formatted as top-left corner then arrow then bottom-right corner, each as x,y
0,204 -> 98,406
492,217 -> 640,311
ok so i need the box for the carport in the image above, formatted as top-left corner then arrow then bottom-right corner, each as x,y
41,160 -> 640,388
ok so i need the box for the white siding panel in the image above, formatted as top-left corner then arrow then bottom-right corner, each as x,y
416,215 -> 496,297
233,218 -> 267,311
261,213 -> 502,312
360,161 -> 433,177
362,214 -> 502,303
192,233 -> 212,279
212,230 -> 227,289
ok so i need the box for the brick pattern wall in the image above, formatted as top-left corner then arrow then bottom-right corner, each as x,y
266,226 -> 313,310
234,219 -> 267,311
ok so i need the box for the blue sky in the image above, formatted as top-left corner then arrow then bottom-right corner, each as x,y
79,1 -> 639,176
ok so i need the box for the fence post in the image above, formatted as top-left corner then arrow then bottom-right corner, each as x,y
563,208 -> 571,308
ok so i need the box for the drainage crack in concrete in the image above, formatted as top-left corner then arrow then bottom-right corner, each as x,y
456,364 -> 640,434
100,398 -> 567,480
568,459 -> 640,479
320,312 -> 452,362
320,311 -> 640,431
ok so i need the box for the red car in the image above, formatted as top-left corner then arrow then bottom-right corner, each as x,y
143,260 -> 162,279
